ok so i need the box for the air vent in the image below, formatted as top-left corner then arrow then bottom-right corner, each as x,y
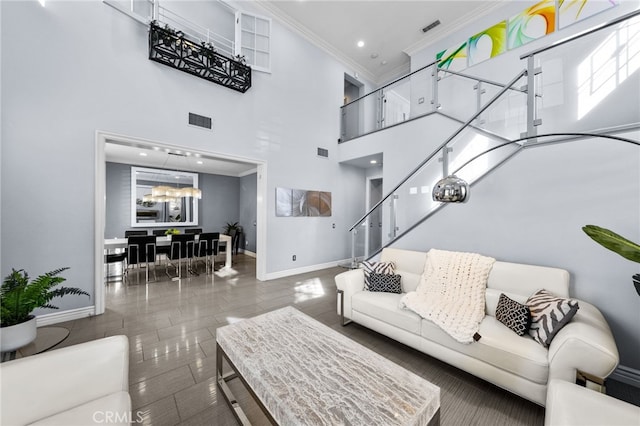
422,20 -> 441,33
188,112 -> 212,130
317,147 -> 329,158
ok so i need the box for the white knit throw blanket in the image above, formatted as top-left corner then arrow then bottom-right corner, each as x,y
400,249 -> 495,344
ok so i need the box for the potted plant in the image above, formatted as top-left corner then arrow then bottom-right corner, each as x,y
582,225 -> 640,296
0,267 -> 89,352
223,222 -> 240,235
165,228 -> 180,236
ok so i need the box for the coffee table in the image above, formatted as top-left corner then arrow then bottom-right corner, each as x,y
216,306 -> 440,425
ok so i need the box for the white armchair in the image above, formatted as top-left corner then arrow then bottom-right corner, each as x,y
0,335 -> 131,426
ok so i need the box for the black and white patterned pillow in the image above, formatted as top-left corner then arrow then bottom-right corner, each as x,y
361,261 -> 395,290
495,293 -> 531,336
368,273 -> 402,293
526,289 -> 579,347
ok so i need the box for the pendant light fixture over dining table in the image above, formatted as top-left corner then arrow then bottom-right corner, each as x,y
142,152 -> 202,203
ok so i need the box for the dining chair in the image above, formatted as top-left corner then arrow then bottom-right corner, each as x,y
105,251 -> 127,282
195,232 -> 219,274
125,230 -> 148,237
152,229 -> 169,236
166,234 -> 196,279
127,235 -> 157,283
185,228 -> 202,235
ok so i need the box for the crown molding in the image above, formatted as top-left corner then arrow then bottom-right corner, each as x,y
403,1 -> 507,57
253,1 -> 377,84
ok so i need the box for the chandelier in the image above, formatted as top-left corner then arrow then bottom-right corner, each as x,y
142,152 -> 202,203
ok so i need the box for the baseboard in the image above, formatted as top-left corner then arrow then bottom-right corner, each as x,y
265,258 -> 351,280
239,249 -> 256,258
609,365 -> 640,388
36,306 -> 95,327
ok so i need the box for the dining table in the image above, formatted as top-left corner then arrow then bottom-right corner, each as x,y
104,234 -> 233,269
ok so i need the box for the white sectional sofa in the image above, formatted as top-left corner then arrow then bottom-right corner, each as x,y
335,248 -> 619,406
0,336 -> 131,425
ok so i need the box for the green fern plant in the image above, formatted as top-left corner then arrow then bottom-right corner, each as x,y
0,267 -> 89,327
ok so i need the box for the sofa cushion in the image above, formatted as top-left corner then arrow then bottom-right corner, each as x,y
495,293 -> 531,336
380,248 -> 428,292
352,292 -> 422,335
368,273 -> 402,293
421,316 -> 549,384
28,391 -> 131,426
527,289 -> 579,347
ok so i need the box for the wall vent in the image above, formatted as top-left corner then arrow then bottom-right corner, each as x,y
317,147 -> 329,158
188,112 -> 212,130
422,20 -> 441,33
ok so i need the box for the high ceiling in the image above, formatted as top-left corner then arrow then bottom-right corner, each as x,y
258,0 -> 505,83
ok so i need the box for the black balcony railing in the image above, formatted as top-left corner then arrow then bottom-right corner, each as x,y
148,22 -> 251,93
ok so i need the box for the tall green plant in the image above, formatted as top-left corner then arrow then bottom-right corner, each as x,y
582,225 -> 640,263
0,267 -> 89,327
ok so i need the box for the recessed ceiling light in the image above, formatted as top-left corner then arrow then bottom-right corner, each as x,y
196,160 -> 203,165
139,152 -> 148,156
381,60 -> 388,65
357,40 -> 365,48
370,160 -> 377,164
153,146 -> 160,151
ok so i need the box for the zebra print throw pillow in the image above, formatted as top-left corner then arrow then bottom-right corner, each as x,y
495,293 -> 531,336
526,289 -> 579,347
361,261 -> 396,290
368,273 -> 402,293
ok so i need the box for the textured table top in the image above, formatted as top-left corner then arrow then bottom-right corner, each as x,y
216,306 -> 440,425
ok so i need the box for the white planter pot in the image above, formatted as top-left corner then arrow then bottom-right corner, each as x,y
0,316 -> 37,352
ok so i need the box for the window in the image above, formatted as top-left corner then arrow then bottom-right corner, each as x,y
235,11 -> 271,73
103,0 -> 154,24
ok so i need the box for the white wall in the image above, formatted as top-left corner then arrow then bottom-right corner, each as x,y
1,1 -> 366,313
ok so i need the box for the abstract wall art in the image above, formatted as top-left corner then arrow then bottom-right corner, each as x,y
507,0 -> 556,50
468,21 -> 507,66
558,0 -> 618,29
437,42 -> 468,71
276,188 -> 332,217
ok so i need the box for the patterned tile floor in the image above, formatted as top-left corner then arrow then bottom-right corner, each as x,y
53,254 -> 549,425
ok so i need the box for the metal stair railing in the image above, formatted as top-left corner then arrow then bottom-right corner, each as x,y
345,8 -> 640,266
347,69 -> 528,265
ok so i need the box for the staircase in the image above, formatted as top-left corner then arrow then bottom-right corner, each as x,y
342,9 -> 640,265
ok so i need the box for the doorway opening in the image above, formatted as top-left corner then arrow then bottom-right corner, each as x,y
342,74 -> 364,142
367,178 -> 383,257
94,131 -> 267,315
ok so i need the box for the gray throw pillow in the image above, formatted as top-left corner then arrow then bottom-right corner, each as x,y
368,273 -> 402,293
527,289 -> 579,347
361,261 -> 396,290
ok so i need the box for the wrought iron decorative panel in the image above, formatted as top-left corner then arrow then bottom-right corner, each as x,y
148,22 -> 251,93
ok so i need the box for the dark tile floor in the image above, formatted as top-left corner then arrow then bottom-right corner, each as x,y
53,255 -> 552,425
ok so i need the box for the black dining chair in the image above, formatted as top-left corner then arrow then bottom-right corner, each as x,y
105,251 -> 127,282
125,230 -> 148,237
185,228 -> 202,235
127,235 -> 157,283
166,234 -> 196,279
153,229 -> 169,236
195,232 -> 219,274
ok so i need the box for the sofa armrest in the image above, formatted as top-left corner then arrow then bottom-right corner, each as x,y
547,301 -> 619,384
0,335 -> 130,425
335,268 -> 364,319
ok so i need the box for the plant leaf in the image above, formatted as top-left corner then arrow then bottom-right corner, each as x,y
582,225 -> 640,264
